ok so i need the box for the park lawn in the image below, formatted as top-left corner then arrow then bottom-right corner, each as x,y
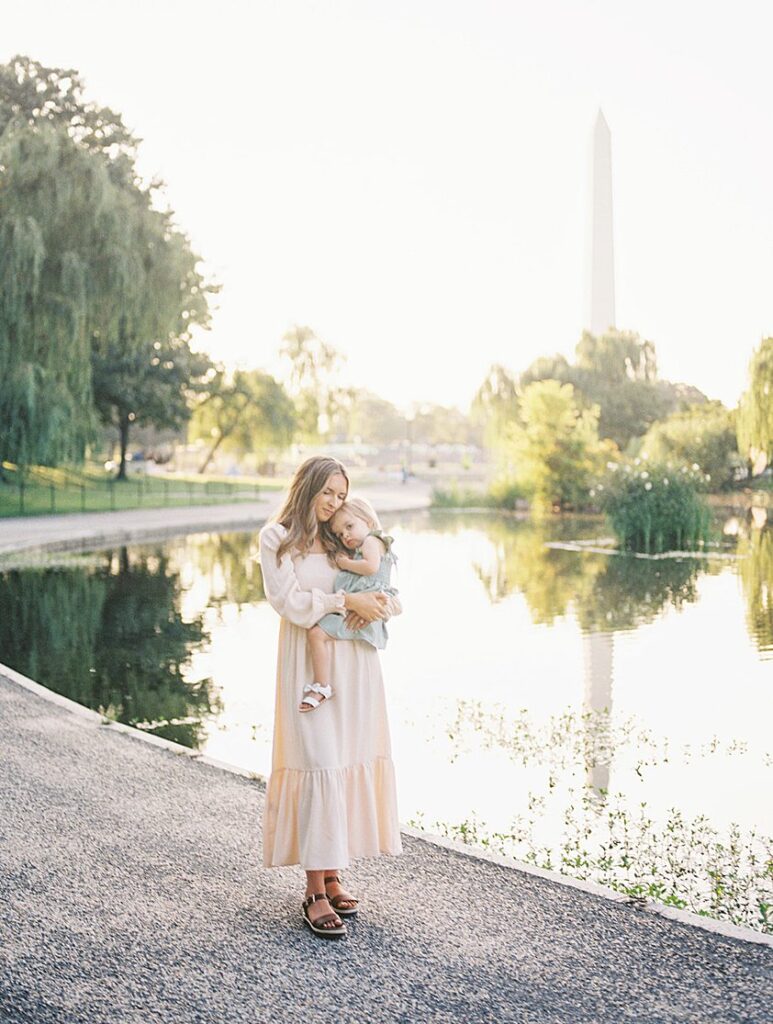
0,462 -> 282,518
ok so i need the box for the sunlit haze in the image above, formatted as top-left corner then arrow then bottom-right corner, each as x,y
5,0 -> 773,412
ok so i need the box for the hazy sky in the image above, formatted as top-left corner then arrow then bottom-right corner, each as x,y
5,1 -> 773,412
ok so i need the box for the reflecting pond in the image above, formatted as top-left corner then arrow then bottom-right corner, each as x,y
1,509 -> 771,932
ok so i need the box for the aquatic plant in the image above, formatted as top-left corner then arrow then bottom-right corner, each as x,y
411,795 -> 773,934
596,461 -> 711,553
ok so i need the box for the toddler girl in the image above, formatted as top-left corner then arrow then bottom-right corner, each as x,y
299,497 -> 398,712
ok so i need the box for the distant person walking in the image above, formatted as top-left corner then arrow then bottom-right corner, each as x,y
258,457 -> 403,938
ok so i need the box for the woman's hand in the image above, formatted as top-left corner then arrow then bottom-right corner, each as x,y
344,590 -> 388,630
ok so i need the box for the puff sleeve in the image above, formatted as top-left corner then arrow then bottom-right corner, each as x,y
258,522 -> 346,628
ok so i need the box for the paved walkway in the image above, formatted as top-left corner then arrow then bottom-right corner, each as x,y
1,677 -> 771,1024
1,485 -> 771,1022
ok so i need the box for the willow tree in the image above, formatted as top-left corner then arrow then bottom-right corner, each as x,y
0,55 -> 216,477
90,197 -> 215,479
0,55 -> 138,183
0,123 -> 111,467
737,338 -> 773,471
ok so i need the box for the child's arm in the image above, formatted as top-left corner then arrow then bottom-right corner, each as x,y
335,535 -> 383,575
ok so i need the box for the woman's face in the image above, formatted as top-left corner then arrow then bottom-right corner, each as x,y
313,472 -> 348,523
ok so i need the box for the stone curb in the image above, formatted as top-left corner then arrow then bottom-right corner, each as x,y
1,500 -> 771,951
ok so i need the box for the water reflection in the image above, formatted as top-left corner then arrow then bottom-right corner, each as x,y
1,511 -> 771,929
184,532 -> 265,610
466,516 -> 716,805
0,546 -> 219,747
583,631 -> 613,802
468,516 -> 708,629
738,526 -> 773,657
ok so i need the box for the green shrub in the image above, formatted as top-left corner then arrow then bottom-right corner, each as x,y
597,461 -> 711,553
431,478 -> 526,510
431,485 -> 492,508
639,402 -> 741,490
487,477 -> 527,509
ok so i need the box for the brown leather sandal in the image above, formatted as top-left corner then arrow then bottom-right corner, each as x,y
302,892 -> 347,938
324,874 -> 359,917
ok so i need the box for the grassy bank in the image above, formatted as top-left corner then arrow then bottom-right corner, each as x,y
0,462 -> 277,518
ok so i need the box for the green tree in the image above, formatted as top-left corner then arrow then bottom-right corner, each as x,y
280,324 -> 346,441
641,402 -> 740,490
519,354 -> 572,389
517,331 -> 708,451
0,55 -> 138,184
470,364 -> 519,451
190,368 -> 295,473
412,404 -> 478,446
737,337 -> 773,470
0,57 -> 216,476
0,124 -> 111,467
332,390 -> 405,445
90,204 -> 215,479
503,379 -> 608,511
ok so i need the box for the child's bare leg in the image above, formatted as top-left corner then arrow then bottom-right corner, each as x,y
300,625 -> 333,712
308,625 -> 332,685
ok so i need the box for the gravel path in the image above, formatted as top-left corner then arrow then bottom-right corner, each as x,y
1,675 -> 771,1024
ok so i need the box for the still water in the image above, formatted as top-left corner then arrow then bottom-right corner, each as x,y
1,510 -> 771,930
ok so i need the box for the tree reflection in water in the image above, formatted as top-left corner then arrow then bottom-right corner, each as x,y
0,545 -> 219,748
738,524 -> 773,657
183,531 -> 265,611
467,514 -> 711,805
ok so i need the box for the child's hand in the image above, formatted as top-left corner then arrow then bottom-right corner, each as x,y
335,551 -> 350,568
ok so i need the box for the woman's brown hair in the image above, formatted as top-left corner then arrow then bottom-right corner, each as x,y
272,456 -> 349,565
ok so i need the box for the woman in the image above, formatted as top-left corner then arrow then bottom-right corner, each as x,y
258,456 -> 403,938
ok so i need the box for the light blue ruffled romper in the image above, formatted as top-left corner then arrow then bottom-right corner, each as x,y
317,530 -> 398,650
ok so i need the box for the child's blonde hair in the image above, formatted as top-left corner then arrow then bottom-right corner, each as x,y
332,496 -> 382,533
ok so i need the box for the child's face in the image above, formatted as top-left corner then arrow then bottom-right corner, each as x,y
331,509 -> 370,550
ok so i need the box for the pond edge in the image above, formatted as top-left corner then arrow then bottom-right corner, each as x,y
1,501 -> 771,949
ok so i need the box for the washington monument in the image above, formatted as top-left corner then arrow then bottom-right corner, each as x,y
587,109 -> 616,336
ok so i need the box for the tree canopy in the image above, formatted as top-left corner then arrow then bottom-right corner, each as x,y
501,379 -> 609,511
0,56 -> 216,475
640,402 -> 740,490
190,369 -> 295,473
0,54 -> 141,186
477,330 -> 709,454
737,337 -> 773,470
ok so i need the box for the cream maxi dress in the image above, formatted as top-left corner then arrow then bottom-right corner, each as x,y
258,522 -> 403,870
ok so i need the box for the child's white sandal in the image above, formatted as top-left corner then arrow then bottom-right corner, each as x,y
299,682 -> 333,713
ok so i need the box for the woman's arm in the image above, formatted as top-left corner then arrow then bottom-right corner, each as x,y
344,589 -> 401,631
258,524 -> 346,628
